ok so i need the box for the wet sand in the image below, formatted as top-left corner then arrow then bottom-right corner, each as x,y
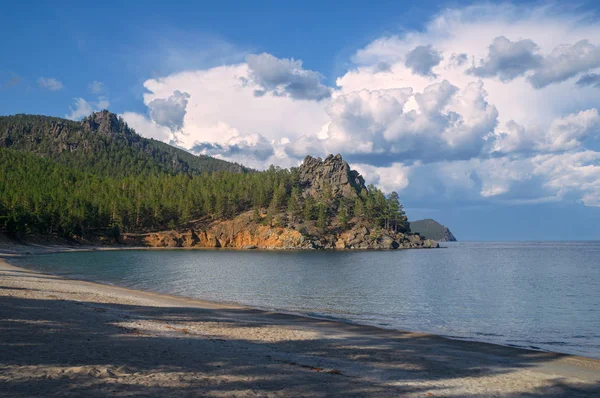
1,255 -> 600,397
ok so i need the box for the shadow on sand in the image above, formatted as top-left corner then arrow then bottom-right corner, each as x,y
1,269 -> 599,397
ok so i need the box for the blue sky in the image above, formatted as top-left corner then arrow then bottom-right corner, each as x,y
2,1 -> 600,240
1,0 -> 437,115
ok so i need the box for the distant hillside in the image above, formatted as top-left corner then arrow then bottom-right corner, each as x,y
410,219 -> 457,242
0,111 -> 248,177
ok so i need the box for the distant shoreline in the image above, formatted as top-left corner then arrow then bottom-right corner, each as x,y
0,234 -> 440,256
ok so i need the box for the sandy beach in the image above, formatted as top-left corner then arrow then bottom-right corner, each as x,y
1,253 -> 600,397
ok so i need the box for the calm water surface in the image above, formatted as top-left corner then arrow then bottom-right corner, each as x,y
10,242 -> 600,358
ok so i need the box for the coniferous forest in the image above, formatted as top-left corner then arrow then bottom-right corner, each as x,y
0,112 -> 407,240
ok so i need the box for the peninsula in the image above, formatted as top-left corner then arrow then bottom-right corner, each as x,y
0,111 -> 438,250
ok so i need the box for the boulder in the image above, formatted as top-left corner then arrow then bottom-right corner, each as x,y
377,234 -> 399,249
335,239 -> 346,249
423,239 -> 439,248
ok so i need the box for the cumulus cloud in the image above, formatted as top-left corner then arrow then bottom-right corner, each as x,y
353,163 -> 410,193
320,4 -> 600,205
287,80 -> 497,165
37,77 -> 63,91
122,62 -> 329,169
491,109 -> 600,154
148,90 -> 190,131
528,40 -> 600,88
545,109 -> 600,151
468,36 -> 542,81
119,4 -> 600,208
466,37 -> 600,88
404,45 -> 443,77
192,132 -> 274,161
532,151 -> 600,206
120,111 -> 172,142
246,53 -> 331,101
65,96 -> 110,120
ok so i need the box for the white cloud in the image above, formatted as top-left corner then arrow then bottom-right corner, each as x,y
404,45 -> 443,77
65,96 -> 110,120
532,151 -> 600,206
246,53 -> 331,100
491,109 -> 600,153
120,111 -> 172,142
287,80 -> 498,164
123,62 -> 329,168
467,36 -> 542,81
529,40 -> 600,88
325,3 -> 600,206
148,90 -> 190,131
192,131 -> 275,163
120,4 -> 600,207
37,77 -> 63,91
66,98 -> 92,120
353,163 -> 410,193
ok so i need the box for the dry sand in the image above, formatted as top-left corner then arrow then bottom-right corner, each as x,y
1,251 -> 600,397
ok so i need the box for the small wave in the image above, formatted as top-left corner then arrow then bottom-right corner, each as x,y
474,332 -> 503,337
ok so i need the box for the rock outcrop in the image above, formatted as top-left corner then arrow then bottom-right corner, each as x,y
120,211 -> 439,250
298,154 -> 365,198
336,225 -> 438,250
118,153 -> 440,250
117,153 -> 440,251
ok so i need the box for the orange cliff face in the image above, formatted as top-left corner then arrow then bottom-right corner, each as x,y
118,211 -> 439,250
119,211 -> 309,249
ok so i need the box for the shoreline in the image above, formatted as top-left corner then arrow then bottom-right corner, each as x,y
4,251 -> 593,361
1,256 -> 600,396
0,232 -> 442,255
1,243 -> 597,360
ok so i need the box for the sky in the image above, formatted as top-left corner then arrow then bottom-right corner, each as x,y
2,0 -> 600,240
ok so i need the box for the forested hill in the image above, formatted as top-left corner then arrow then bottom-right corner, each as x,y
0,111 -> 439,250
410,219 -> 457,242
0,111 -> 248,177
0,146 -> 438,250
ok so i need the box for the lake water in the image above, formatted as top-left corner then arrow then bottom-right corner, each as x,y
9,241 -> 600,358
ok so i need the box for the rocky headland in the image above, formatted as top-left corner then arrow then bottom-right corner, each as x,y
119,155 -> 438,250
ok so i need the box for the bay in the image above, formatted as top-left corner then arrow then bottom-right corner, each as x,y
10,241 -> 600,358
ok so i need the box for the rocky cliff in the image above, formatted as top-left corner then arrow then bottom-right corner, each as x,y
298,154 -> 365,198
119,211 -> 438,250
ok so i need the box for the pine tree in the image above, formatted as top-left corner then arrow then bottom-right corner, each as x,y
354,198 -> 364,218
387,191 -> 407,232
317,203 -> 327,229
303,195 -> 316,221
286,187 -> 301,221
252,207 -> 261,223
338,205 -> 349,230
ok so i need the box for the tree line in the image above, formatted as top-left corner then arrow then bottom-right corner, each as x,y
0,148 -> 407,239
